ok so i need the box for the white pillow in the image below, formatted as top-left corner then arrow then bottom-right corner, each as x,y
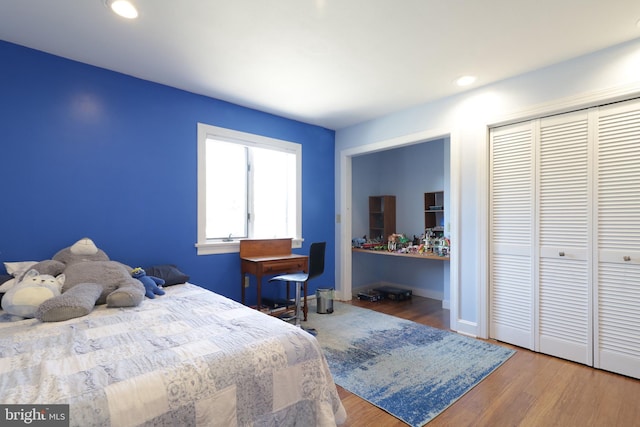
2,261 -> 40,294
4,261 -> 38,277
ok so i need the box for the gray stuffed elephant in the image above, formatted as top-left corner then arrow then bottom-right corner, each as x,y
31,238 -> 145,322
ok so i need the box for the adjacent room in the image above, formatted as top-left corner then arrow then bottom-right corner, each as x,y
1,1 -> 640,426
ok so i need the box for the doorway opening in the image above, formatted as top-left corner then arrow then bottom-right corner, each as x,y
336,128 -> 459,331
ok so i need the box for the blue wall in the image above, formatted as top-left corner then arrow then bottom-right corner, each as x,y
0,40 -> 335,304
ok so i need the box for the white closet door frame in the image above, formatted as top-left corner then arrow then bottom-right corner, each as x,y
490,97 -> 640,379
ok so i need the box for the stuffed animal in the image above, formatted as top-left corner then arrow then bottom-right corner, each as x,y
131,267 -> 165,299
1,269 -> 65,319
30,238 -> 146,322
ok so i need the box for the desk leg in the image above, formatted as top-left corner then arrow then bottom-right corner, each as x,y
303,282 -> 308,321
256,275 -> 262,310
241,273 -> 246,305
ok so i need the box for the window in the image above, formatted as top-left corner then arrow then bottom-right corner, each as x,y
196,123 -> 302,254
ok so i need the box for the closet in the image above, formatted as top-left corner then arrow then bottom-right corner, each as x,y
489,98 -> 640,379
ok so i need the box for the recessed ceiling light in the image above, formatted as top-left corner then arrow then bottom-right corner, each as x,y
455,76 -> 477,87
104,0 -> 138,19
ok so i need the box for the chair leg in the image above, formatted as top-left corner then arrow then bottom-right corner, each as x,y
298,281 -> 317,336
303,282 -> 308,321
294,280 -> 301,328
286,282 -> 290,303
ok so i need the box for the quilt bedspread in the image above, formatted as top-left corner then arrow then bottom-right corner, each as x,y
0,283 -> 346,426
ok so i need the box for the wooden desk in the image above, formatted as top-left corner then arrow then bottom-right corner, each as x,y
240,238 -> 308,317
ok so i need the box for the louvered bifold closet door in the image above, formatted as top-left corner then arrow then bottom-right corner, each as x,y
538,111 -> 592,364
490,122 -> 535,349
595,98 -> 640,379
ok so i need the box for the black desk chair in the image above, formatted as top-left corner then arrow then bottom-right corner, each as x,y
268,242 -> 326,332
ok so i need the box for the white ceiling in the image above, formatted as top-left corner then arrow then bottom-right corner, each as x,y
1,1 -> 640,130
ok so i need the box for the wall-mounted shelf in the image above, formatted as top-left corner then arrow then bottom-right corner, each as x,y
424,191 -> 444,235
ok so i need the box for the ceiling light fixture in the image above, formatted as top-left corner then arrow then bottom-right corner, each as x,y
104,0 -> 138,19
455,75 -> 477,87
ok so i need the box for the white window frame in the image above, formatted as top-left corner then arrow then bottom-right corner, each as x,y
196,123 -> 303,255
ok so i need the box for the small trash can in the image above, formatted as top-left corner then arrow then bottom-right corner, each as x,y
316,288 -> 334,314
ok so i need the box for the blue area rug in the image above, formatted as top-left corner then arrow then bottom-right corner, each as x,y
306,302 -> 515,427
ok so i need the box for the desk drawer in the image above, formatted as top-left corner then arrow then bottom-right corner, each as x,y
262,259 -> 306,274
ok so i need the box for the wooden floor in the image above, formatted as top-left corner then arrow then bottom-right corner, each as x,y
333,296 -> 640,427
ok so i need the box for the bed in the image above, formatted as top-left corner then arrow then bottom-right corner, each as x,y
0,283 -> 347,426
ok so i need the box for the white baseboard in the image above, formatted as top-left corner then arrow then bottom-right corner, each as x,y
455,319 -> 478,338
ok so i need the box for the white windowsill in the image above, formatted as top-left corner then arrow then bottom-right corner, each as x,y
195,238 -> 304,255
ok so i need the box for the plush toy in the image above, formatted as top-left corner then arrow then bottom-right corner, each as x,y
1,269 -> 65,319
30,238 -> 146,322
131,267 -> 165,299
